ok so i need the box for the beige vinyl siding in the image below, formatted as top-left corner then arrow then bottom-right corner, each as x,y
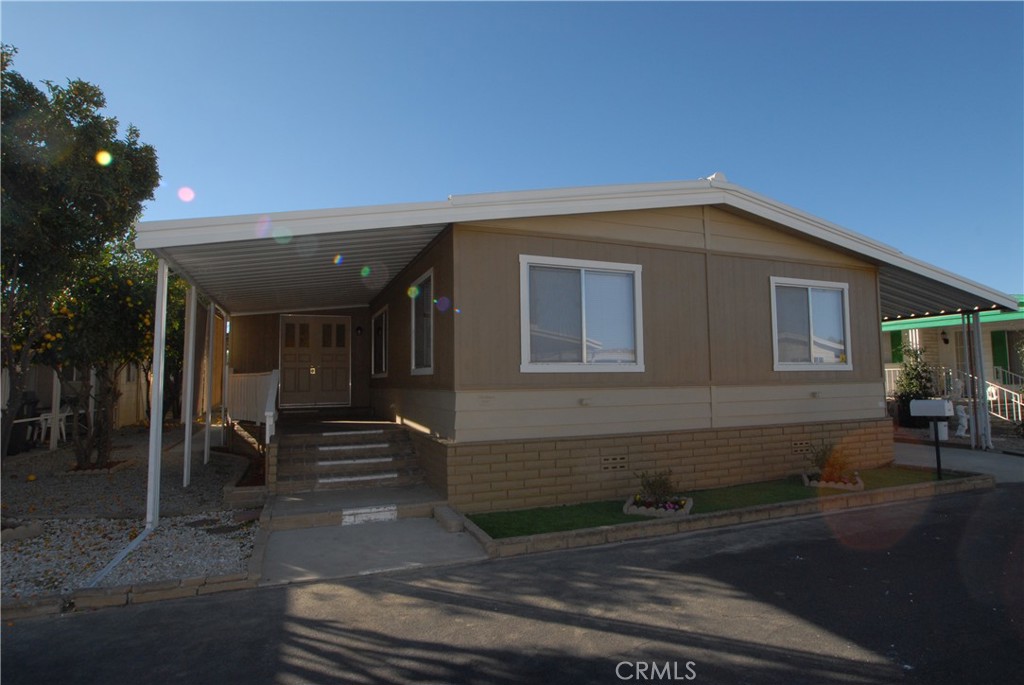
709,382 -> 886,428
705,206 -> 868,265
452,387 -> 712,442
370,387 -> 456,438
370,229 -> 455,391
707,254 -> 881,385
453,227 -> 710,389
443,382 -> 885,442
230,314 -> 279,373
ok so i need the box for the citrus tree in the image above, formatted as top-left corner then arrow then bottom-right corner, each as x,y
1,45 -> 160,458
34,244 -> 157,466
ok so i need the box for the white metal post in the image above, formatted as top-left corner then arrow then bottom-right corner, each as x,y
972,312 -> 994,450
221,315 -> 229,447
48,369 -> 61,450
961,316 -> 975,450
204,304 -> 215,464
181,286 -> 198,487
146,259 -> 169,530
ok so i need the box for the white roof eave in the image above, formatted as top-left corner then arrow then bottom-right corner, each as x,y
134,177 -> 1017,316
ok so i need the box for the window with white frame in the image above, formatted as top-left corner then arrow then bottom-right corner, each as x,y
770,276 -> 852,371
410,271 -> 433,374
520,255 -> 644,373
372,307 -> 388,377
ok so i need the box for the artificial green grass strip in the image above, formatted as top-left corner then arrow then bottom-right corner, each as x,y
468,466 -> 955,539
469,500 -> 636,539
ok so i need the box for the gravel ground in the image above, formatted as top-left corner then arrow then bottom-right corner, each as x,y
1,425 -> 260,601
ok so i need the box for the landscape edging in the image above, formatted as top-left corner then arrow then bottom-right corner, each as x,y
462,473 -> 996,559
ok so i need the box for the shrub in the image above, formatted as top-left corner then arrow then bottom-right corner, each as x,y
634,469 -> 676,504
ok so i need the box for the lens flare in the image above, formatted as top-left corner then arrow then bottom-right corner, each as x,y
177,186 -> 196,203
95,150 -> 113,166
333,254 -> 344,265
407,286 -> 421,299
435,296 -> 451,312
360,266 -> 372,278
272,227 -> 293,245
254,215 -> 272,238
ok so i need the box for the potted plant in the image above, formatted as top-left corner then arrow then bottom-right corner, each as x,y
623,469 -> 693,517
894,347 -> 937,428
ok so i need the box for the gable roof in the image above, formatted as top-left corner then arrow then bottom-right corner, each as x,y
135,176 -> 1017,318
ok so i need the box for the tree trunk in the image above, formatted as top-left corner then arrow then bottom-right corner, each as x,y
92,365 -> 121,467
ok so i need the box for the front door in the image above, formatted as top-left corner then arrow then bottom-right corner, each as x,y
280,315 -> 352,407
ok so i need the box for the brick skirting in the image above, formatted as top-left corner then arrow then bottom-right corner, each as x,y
427,418 -> 895,513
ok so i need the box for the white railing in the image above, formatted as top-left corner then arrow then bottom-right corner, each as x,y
886,365 -> 1022,423
987,383 -> 1023,423
993,366 -> 1024,389
226,369 -> 280,442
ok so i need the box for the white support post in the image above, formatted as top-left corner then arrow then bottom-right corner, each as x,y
960,316 -> 975,450
972,312 -> 994,450
181,286 -> 198,487
48,369 -> 61,451
220,315 -> 229,447
203,304 -> 215,464
146,259 -> 169,530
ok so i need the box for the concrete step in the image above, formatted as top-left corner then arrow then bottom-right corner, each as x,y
263,483 -> 447,531
274,470 -> 425,495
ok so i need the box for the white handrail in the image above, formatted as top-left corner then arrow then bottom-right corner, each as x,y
994,366 -> 1024,389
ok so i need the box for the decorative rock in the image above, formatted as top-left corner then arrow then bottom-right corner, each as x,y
623,497 -> 694,518
801,472 -> 865,491
0,519 -> 45,543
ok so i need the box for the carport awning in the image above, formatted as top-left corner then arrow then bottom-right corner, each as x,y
135,179 -> 1018,318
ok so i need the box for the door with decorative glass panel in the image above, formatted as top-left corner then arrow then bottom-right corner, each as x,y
279,315 -> 352,407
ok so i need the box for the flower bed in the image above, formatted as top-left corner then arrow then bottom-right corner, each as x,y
801,472 -> 864,491
623,495 -> 694,518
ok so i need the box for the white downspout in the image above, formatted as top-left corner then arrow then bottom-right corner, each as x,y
146,259 -> 169,530
181,286 -> 198,487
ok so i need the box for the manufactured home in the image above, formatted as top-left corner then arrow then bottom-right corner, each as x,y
137,176 -> 1017,513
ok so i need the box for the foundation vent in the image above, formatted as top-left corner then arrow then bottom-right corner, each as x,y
791,440 -> 812,455
600,455 -> 628,471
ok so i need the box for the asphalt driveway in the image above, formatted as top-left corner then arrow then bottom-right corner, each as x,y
2,483 -> 1021,685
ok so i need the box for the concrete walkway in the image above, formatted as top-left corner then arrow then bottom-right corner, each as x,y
258,484 -> 488,586
893,440 -> 1024,483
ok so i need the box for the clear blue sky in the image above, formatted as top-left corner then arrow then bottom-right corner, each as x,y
3,1 -> 1022,294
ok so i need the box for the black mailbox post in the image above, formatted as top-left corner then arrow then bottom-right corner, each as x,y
910,399 -> 954,480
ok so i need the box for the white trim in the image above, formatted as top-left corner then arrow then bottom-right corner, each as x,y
519,254 -> 645,373
770,276 -> 853,372
371,305 -> 389,378
410,269 -> 434,376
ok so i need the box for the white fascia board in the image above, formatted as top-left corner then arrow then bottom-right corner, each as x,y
136,177 -> 1016,311
135,180 -> 723,251
717,184 -> 1017,310
136,200 -> 453,250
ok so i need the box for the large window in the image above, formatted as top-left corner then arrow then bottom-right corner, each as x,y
410,271 -> 433,374
770,276 -> 851,371
520,255 -> 644,373
372,307 -> 388,377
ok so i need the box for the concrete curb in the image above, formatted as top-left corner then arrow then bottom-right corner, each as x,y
462,473 -> 997,559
